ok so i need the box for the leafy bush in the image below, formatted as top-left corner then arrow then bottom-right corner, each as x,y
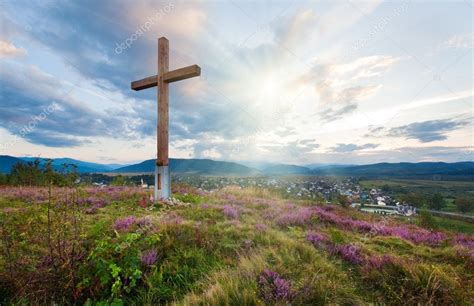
417,210 -> 438,230
428,193 -> 445,210
455,197 -> 473,214
173,193 -> 204,204
81,235 -> 144,300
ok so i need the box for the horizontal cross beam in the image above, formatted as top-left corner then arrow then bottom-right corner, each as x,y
131,64 -> 201,91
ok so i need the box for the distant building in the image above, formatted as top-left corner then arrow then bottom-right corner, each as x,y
360,204 -> 416,216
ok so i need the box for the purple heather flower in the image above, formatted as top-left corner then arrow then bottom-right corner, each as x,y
456,248 -> 474,265
141,249 -> 158,266
365,254 -> 394,270
114,216 -> 136,231
455,234 -> 474,250
261,208 -> 279,220
136,216 -> 152,228
314,207 -> 447,247
222,205 -> 239,219
332,244 -> 365,265
255,223 -> 267,232
277,207 -> 315,227
323,205 -> 335,211
161,213 -> 184,225
85,207 -> 98,214
389,226 -> 446,246
257,269 -> 293,303
306,231 -> 327,248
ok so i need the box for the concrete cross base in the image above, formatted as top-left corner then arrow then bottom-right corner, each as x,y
154,164 -> 171,201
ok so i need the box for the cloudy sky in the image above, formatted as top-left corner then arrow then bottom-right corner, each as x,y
0,0 -> 472,165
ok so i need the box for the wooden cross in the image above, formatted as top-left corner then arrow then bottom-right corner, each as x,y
131,37 -> 201,200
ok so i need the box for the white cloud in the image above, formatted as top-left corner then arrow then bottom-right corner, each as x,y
296,55 -> 398,122
445,33 -> 473,49
280,9 -> 318,47
334,55 -> 401,81
0,40 -> 27,57
124,2 -> 207,45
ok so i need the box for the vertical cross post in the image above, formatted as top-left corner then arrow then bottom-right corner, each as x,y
131,37 -> 200,202
156,37 -> 170,200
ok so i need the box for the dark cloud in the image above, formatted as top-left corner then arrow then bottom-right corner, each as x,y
0,65 -> 139,147
364,125 -> 385,137
298,139 -> 319,146
319,103 -> 358,122
316,82 -> 380,121
330,143 -> 379,153
23,131 -> 92,147
387,119 -> 469,143
319,103 -> 357,121
286,139 -> 320,154
7,1 -> 147,95
0,1 -> 271,150
369,126 -> 384,133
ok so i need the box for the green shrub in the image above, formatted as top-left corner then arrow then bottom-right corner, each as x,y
328,228 -> 346,244
80,235 -> 144,301
173,193 -> 204,204
417,210 -> 438,230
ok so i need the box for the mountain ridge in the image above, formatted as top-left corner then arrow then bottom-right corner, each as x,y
0,155 -> 473,178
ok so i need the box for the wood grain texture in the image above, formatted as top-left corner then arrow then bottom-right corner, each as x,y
131,75 -> 157,91
164,65 -> 201,83
157,37 -> 169,166
131,65 -> 200,90
130,36 -> 200,168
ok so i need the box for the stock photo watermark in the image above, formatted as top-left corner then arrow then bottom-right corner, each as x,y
114,2 -> 174,55
0,102 -> 60,154
347,1 -> 411,58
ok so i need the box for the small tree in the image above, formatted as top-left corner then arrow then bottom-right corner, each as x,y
455,197 -> 472,214
337,194 -> 349,208
111,175 -> 129,186
0,173 -> 7,185
428,193 -> 444,211
400,192 -> 426,208
418,210 -> 438,230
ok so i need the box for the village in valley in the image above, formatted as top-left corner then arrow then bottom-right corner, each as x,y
90,174 -> 418,217
174,175 -> 418,216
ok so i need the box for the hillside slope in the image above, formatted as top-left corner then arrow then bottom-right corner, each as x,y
1,185 -> 473,304
313,162 -> 474,179
0,155 -> 24,173
114,158 -> 261,175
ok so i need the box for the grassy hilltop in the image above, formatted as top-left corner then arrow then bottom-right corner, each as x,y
1,185 -> 473,305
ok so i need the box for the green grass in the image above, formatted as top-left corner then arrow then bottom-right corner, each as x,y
433,216 -> 474,234
0,185 -> 473,305
360,178 -> 474,214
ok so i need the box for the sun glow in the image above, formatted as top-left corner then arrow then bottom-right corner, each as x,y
254,73 -> 294,109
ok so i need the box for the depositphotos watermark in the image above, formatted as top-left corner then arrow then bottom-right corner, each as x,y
346,1 -> 411,58
0,102 -> 60,154
115,3 -> 175,55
